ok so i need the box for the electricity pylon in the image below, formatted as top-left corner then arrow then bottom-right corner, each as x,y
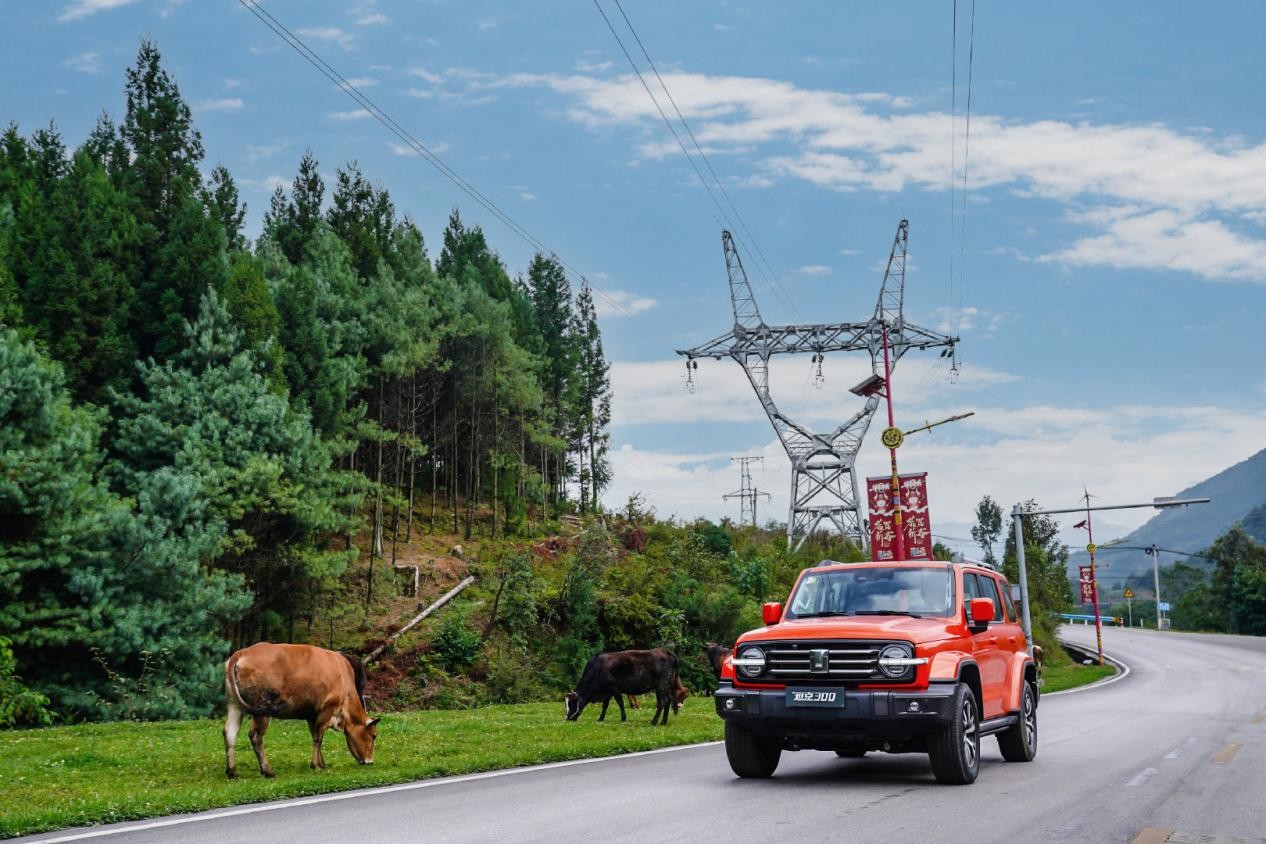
678,221 -> 957,551
723,456 -> 771,527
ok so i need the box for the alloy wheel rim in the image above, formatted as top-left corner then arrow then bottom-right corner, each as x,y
962,697 -> 978,769
1024,689 -> 1037,752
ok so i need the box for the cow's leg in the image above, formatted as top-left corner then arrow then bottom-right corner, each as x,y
249,714 -> 276,778
308,718 -> 329,770
615,693 -> 627,722
598,695 -> 610,722
224,698 -> 244,779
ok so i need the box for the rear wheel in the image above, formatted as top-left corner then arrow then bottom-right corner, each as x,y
927,683 -> 980,784
997,682 -> 1038,762
724,721 -> 781,778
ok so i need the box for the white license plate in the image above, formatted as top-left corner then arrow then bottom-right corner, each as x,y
785,688 -> 845,708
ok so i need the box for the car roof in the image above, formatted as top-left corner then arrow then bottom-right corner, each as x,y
813,559 -> 1004,576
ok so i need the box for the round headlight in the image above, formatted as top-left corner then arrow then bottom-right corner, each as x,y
737,647 -> 765,678
879,644 -> 913,677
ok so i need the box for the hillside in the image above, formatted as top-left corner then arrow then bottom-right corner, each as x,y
1066,446 -> 1266,585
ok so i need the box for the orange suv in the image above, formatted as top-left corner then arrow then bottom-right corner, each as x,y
715,560 -> 1038,784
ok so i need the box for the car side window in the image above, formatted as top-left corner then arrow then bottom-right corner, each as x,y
979,576 -> 1005,622
961,572 -> 980,613
998,579 -> 1017,622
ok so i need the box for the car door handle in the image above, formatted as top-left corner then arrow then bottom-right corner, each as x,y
987,636 -> 998,644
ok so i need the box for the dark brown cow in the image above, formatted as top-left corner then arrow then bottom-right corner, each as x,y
705,643 -> 730,679
564,648 -> 679,725
224,642 -> 379,779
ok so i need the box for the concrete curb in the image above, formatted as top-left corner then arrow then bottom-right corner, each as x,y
1043,640 -> 1131,697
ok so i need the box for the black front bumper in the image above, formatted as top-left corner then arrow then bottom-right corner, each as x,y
715,681 -> 958,746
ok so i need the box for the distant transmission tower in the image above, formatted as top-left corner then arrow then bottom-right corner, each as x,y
678,221 -> 957,550
723,456 -> 771,527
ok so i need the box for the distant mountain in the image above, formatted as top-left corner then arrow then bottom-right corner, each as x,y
1066,446 -> 1266,585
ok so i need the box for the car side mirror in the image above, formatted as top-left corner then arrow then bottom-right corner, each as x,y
762,602 -> 783,625
969,597 -> 994,631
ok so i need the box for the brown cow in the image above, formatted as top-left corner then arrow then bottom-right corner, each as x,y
564,648 -> 679,725
705,643 -> 730,679
224,642 -> 379,779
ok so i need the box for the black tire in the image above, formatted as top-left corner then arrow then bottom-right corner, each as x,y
834,749 -> 867,758
927,683 -> 980,784
997,682 -> 1038,762
724,721 -> 781,778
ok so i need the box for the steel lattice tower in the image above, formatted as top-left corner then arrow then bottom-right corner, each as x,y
678,220 -> 957,551
723,456 -> 771,527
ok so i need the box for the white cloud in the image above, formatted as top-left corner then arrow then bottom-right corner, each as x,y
932,305 -> 1008,337
593,290 -> 658,319
795,264 -> 831,276
224,78 -> 243,90
839,248 -> 861,256
244,141 -> 286,164
602,403 -> 1266,532
1040,206 -> 1266,282
342,77 -> 379,89
297,27 -> 355,50
195,98 -> 244,113
240,175 -> 289,193
477,17 -> 498,30
351,1 -> 387,26
57,0 -> 135,21
519,191 -> 537,201
495,69 -> 1266,283
62,52 -> 100,74
327,109 -> 372,121
610,356 -> 1014,427
576,59 -> 613,73
358,13 -> 388,25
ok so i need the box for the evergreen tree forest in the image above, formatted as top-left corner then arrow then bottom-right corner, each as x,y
0,41 -> 615,722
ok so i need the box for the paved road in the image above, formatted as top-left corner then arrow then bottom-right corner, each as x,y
23,626 -> 1266,844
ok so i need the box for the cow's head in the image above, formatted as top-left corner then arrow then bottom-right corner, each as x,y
675,683 -> 688,713
564,691 -> 581,721
344,716 -> 380,765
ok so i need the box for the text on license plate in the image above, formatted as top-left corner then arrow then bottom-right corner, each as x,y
786,689 -> 844,707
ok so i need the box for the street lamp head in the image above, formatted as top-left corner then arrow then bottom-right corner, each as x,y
849,373 -> 886,398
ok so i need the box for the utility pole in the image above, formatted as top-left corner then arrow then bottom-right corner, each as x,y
723,456 -> 771,527
1148,543 -> 1163,630
1076,490 -> 1106,667
678,221 -> 957,551
1009,496 -> 1210,655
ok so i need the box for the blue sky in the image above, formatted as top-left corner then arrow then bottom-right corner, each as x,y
5,1 -> 1266,547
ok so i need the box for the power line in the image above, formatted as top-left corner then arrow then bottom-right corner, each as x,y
591,0 -> 801,322
956,0 -> 976,321
237,0 -> 635,318
609,0 -> 799,323
948,0 -> 957,332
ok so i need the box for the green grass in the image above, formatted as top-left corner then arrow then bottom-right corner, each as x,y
0,702 -> 723,839
1041,661 -> 1116,693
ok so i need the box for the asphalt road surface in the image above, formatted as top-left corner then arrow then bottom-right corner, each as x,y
23,626 -> 1266,844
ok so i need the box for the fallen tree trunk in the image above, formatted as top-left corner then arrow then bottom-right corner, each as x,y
365,574 -> 476,665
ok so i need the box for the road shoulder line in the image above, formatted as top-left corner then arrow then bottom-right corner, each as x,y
1044,641 -> 1131,697
22,741 -> 724,843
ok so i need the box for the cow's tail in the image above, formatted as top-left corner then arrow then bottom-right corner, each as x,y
225,654 -> 250,712
343,653 -> 368,706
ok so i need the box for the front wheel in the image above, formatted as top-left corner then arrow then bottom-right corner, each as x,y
927,683 -> 980,784
997,682 -> 1038,762
725,721 -> 781,778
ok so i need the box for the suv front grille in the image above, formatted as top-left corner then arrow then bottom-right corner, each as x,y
749,640 -> 911,685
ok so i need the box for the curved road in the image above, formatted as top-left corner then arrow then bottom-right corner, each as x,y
23,626 -> 1266,844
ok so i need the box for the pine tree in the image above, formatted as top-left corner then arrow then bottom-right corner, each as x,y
573,284 -> 611,512
0,327 -> 249,719
204,164 -> 246,252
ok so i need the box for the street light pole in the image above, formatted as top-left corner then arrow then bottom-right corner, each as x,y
1150,543 -> 1163,630
1008,496 -> 1210,657
881,326 -> 905,561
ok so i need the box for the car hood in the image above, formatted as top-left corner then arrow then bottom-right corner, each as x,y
737,615 -> 958,645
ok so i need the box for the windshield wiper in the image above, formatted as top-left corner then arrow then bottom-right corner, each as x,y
852,610 -> 924,618
792,611 -> 855,618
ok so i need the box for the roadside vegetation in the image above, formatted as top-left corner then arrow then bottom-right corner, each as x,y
0,703 -> 723,839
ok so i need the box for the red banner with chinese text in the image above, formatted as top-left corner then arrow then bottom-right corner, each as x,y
866,473 -> 934,562
1078,566 -> 1094,604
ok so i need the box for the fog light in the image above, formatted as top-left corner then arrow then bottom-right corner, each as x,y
724,697 -> 737,711
907,700 -> 920,712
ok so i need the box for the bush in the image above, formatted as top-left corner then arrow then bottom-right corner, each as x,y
431,607 -> 481,672
0,637 -> 53,728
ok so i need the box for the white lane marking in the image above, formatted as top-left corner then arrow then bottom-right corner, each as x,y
1044,648 -> 1132,697
24,741 -> 724,843
1164,746 -> 1184,760
1126,766 -> 1158,787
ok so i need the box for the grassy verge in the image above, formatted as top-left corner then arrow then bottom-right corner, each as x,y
1041,661 -> 1116,693
0,702 -> 723,839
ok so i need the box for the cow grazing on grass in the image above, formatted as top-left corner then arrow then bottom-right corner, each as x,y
564,648 -> 680,726
705,643 -> 730,679
224,642 -> 379,779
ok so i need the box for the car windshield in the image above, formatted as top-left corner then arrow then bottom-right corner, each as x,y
785,566 -> 955,619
